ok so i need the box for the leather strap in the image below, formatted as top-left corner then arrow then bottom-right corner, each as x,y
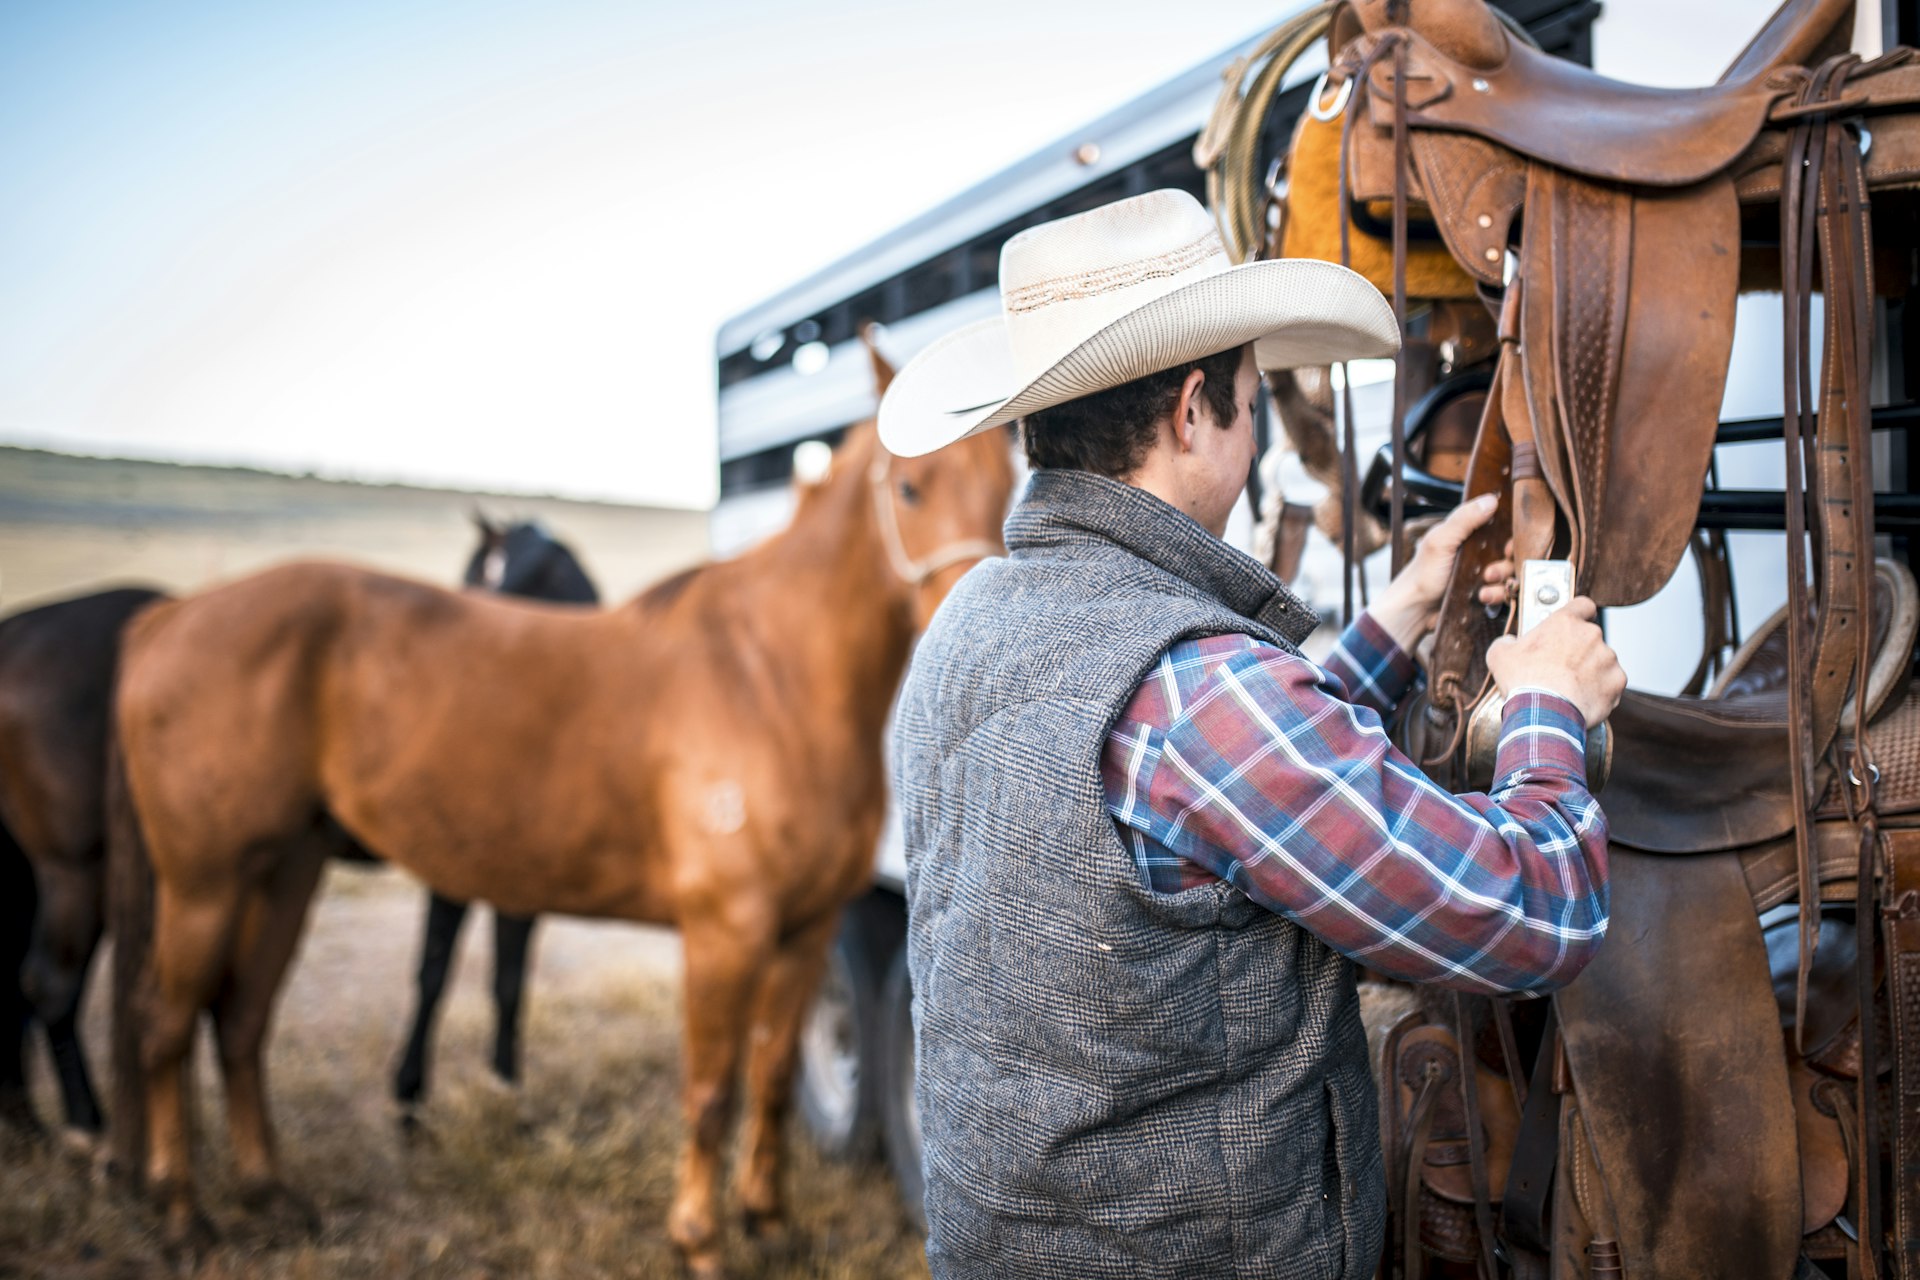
1780,51 -> 1879,1054
1453,994 -> 1500,1280
1404,1065 -> 1442,1280
1421,345 -> 1514,769
1498,1001 -> 1560,1258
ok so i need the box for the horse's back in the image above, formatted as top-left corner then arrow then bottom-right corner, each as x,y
118,563 -> 467,862
118,560 -> 653,905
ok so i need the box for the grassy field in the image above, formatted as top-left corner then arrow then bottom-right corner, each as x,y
0,866 -> 926,1279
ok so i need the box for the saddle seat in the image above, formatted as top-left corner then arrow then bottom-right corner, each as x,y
1345,0 -> 1855,187
1604,558 -> 1919,854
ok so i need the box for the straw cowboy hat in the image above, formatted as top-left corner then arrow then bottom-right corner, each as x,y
878,188 -> 1399,458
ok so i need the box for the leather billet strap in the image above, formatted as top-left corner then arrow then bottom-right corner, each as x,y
1419,347 -> 1513,767
1778,52 -> 1874,1053
1497,999 -> 1560,1260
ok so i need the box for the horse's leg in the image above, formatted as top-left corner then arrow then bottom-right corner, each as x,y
0,824 -> 39,1139
670,910 -> 776,1279
143,876 -> 245,1252
20,857 -> 105,1139
490,910 -> 535,1085
394,891 -> 468,1118
735,911 -> 839,1244
211,840 -> 325,1235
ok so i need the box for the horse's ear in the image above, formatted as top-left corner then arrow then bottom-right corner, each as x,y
471,506 -> 499,537
859,322 -> 897,398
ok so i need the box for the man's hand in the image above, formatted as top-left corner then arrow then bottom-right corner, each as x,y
1486,598 -> 1626,728
1369,494 -> 1513,652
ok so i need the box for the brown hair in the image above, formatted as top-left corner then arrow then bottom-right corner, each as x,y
1020,347 -> 1245,478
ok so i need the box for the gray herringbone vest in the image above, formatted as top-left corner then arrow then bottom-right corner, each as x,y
894,468 -> 1385,1280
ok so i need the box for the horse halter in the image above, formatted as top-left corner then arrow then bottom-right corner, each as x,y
868,453 -> 1000,587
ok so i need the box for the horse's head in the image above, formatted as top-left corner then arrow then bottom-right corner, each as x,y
867,422 -> 1016,632
853,327 -> 1016,630
463,512 -> 600,604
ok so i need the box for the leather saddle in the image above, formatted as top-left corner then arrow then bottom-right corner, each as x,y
1312,0 -> 1919,695
1299,2 -> 1920,1276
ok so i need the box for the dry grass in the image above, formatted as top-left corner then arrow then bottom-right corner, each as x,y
1,867 -> 927,1279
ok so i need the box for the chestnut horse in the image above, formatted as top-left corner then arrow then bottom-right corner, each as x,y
392,516 -> 600,1122
0,526 -> 594,1150
109,382 -> 1013,1273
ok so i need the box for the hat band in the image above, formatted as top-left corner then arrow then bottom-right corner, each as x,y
1001,231 -> 1225,316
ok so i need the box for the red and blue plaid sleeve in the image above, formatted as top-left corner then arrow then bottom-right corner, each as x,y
1320,609 -> 1419,720
1104,626 -> 1609,996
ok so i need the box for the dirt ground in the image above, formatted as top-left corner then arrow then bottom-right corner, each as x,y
0,864 -> 927,1279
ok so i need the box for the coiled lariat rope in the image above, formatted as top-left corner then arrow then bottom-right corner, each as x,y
1194,2 -> 1336,266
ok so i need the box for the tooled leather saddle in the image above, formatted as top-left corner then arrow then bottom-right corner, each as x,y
1220,0 -> 1920,1275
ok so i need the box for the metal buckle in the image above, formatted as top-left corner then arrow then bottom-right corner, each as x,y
1847,762 -> 1882,788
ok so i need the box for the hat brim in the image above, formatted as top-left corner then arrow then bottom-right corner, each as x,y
878,257 -> 1399,458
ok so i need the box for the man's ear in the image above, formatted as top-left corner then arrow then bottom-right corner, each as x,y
1171,367 -> 1208,453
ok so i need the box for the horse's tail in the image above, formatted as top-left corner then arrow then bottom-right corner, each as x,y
105,722 -> 150,1188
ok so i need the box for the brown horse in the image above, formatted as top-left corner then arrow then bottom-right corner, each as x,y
108,381 -> 1013,1273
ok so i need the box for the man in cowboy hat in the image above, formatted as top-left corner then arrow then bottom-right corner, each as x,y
879,188 -> 1624,1279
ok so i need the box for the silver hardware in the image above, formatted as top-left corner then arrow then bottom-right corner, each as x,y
1472,77 -> 1491,93
1518,561 -> 1575,636
1847,762 -> 1882,788
1308,71 -> 1354,122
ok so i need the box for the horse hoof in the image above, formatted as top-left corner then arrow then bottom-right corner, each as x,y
680,1251 -> 728,1280
239,1181 -> 322,1239
744,1210 -> 798,1265
56,1125 -> 101,1162
162,1210 -> 219,1272
742,1207 -> 789,1245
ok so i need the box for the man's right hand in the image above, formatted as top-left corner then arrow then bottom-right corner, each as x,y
1485,597 -> 1626,729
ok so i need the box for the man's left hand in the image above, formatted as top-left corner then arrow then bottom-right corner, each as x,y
1368,494 -> 1514,653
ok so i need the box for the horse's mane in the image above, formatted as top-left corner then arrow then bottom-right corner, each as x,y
625,422 -> 884,620
631,564 -> 704,615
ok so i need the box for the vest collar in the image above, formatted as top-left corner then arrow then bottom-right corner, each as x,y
1006,468 -> 1319,648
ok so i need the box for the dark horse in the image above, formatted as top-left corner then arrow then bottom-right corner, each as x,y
0,587 -> 167,1144
392,516 -> 600,1121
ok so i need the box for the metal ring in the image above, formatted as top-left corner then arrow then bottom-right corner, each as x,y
1847,762 -> 1882,787
1308,72 -> 1353,123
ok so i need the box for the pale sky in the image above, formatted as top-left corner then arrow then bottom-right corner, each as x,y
0,0 -> 1808,510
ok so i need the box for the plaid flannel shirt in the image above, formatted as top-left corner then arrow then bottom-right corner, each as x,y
1102,612 -> 1609,995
